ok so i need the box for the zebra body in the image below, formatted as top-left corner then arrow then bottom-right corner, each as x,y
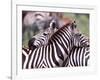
62,46 -> 89,67
69,46 -> 89,66
23,37 -> 68,68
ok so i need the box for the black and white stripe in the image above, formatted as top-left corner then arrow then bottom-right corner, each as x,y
62,34 -> 90,67
22,47 -> 29,68
62,46 -> 89,67
69,46 -> 89,67
22,22 -> 89,69
73,33 -> 89,47
28,31 -> 50,50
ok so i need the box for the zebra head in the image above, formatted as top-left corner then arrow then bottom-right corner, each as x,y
73,33 -> 89,47
70,21 -> 89,47
28,18 -> 59,50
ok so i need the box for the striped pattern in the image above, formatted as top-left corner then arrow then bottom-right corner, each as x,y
28,18 -> 59,50
22,22 -> 90,69
62,46 -> 89,67
62,33 -> 90,67
69,46 -> 89,66
73,33 -> 89,47
28,31 -> 50,50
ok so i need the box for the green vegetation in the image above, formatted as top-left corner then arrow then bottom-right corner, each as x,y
63,13 -> 89,37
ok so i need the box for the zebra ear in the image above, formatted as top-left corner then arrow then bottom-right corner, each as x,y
49,19 -> 57,29
71,21 -> 77,30
51,21 -> 56,29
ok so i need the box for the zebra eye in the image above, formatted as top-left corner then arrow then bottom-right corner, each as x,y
50,19 -> 56,29
43,33 -> 48,36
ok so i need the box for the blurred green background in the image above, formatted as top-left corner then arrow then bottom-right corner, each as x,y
63,13 -> 89,37
22,12 -> 89,48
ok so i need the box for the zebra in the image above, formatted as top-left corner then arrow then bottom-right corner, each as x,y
61,33 -> 90,67
22,22 -> 89,69
28,17 -> 59,50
